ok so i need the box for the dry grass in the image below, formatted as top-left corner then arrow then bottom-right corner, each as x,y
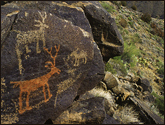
113,104 -> 142,124
80,87 -> 115,107
144,100 -> 164,119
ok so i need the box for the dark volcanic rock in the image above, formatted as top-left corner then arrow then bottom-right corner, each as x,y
1,2 -> 104,124
61,1 -> 124,62
130,97 -> 164,124
137,78 -> 152,93
53,97 -> 106,124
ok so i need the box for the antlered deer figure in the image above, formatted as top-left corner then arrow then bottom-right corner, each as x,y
14,11 -> 49,74
10,45 -> 61,114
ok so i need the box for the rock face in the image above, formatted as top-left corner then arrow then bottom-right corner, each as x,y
130,97 -> 164,124
1,1 -> 105,124
53,97 -> 107,124
65,1 -> 124,62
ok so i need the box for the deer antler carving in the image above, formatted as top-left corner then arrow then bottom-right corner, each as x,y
38,11 -> 47,23
44,45 -> 60,67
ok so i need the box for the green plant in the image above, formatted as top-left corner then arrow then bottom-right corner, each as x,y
150,22 -> 164,38
121,42 -> 141,69
105,62 -> 117,74
106,58 -> 127,76
121,1 -> 127,6
120,18 -> 127,28
156,60 -> 164,75
128,17 -> 132,21
100,2 -> 116,13
141,13 -> 152,24
128,21 -> 134,28
134,33 -> 142,43
124,29 -> 129,35
112,1 -> 121,9
151,91 -> 164,115
131,5 -> 137,10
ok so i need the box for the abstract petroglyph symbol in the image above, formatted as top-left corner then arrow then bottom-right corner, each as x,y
14,11 -> 49,74
10,45 -> 61,114
70,48 -> 87,66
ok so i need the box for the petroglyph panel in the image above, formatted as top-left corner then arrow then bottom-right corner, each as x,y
1,6 -> 95,123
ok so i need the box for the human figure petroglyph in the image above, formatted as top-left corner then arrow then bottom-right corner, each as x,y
14,11 -> 49,74
70,48 -> 87,66
10,45 -> 61,114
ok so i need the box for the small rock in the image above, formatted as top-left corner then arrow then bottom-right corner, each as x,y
136,78 -> 152,93
104,72 -> 119,89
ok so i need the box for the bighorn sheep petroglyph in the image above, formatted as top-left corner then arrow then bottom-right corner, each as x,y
70,48 -> 87,66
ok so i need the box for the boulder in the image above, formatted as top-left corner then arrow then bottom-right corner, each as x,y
143,91 -> 155,103
104,72 -> 119,89
102,114 -> 121,124
64,1 -> 124,62
53,97 -> 107,124
96,81 -> 107,91
130,97 -> 164,124
136,78 -> 152,93
112,86 -> 132,102
1,1 -> 104,124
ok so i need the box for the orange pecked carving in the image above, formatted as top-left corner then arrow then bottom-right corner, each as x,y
10,45 -> 61,114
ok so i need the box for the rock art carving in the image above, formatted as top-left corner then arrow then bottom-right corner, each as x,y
14,11 -> 49,74
10,45 -> 61,114
70,48 -> 87,66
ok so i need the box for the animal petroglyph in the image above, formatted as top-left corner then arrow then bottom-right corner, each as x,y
10,45 -> 61,114
70,48 -> 87,66
14,11 -> 49,74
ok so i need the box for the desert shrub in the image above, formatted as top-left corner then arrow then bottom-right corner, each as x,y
105,62 -> 117,74
151,22 -> 157,28
106,57 -> 127,76
121,42 -> 141,64
141,13 -> 152,23
121,1 -> 127,6
151,92 -> 164,115
128,21 -> 134,28
114,104 -> 141,124
124,29 -> 129,35
120,18 -> 127,28
112,1 -> 121,9
100,2 -> 116,13
131,5 -> 137,11
156,60 -> 164,75
128,17 -> 132,21
82,87 -> 115,107
150,22 -> 164,37
134,33 -> 142,43
144,100 -> 164,119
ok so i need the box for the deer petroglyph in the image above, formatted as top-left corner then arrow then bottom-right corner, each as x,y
14,11 -> 49,74
10,45 -> 61,114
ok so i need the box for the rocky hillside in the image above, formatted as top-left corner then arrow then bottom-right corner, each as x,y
126,1 -> 164,19
100,1 -> 164,122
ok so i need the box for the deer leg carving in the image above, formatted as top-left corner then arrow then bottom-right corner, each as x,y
25,43 -> 31,53
43,85 -> 47,102
26,91 -> 32,110
19,90 -> 23,114
46,83 -> 52,99
36,38 -> 41,53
